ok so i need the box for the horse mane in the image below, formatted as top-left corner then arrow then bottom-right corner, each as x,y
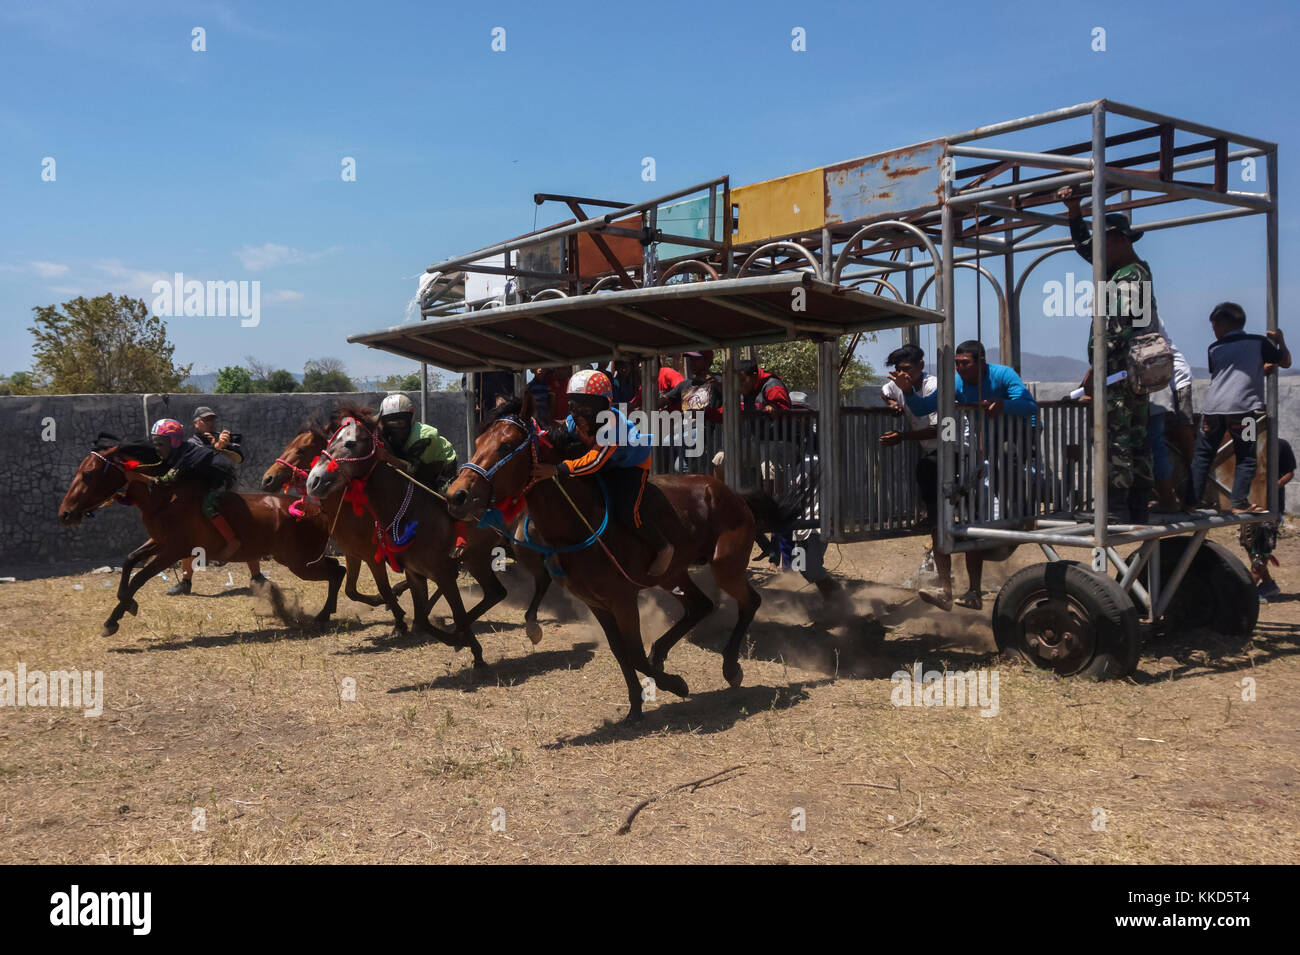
330,403 -> 377,430
114,440 -> 162,465
479,397 -> 525,435
303,415 -> 330,443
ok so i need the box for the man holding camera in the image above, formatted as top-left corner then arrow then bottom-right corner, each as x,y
166,405 -> 266,595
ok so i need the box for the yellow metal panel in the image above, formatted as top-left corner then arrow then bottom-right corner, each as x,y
731,167 -> 825,244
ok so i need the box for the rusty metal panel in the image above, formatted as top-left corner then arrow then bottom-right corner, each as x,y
575,213 -> 642,278
731,167 -> 825,244
517,237 -> 566,293
824,140 -> 945,225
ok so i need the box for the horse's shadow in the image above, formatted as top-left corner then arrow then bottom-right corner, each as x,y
109,618 -> 376,653
388,641 -> 601,693
542,679 -> 828,747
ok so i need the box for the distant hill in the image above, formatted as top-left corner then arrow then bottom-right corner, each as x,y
989,348 -> 1299,380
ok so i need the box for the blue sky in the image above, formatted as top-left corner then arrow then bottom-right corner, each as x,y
1,0 -> 1295,384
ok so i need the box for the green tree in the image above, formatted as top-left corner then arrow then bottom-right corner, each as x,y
29,294 -> 192,394
302,357 -> 354,393
259,369 -> 299,393
377,372 -> 421,391
215,365 -> 254,394
755,336 -> 876,396
0,371 -> 41,395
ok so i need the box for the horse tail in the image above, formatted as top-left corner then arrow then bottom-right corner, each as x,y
740,486 -> 803,537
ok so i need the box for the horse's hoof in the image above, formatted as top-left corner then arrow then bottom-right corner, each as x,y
472,657 -> 488,670
723,660 -> 744,688
101,622 -> 119,638
525,619 -> 543,645
622,710 -> 644,724
658,673 -> 689,697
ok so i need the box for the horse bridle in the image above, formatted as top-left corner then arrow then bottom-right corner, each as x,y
315,416 -> 381,484
457,416 -> 537,508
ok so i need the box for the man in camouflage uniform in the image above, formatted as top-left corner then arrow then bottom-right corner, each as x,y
1060,188 -> 1155,523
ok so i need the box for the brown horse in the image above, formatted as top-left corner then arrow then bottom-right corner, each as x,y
58,438 -> 344,637
444,393 -> 762,722
304,405 -> 515,667
265,422 -> 554,642
263,426 -> 412,632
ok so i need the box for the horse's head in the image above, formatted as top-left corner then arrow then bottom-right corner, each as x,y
263,425 -> 327,492
304,405 -> 379,500
58,436 -> 160,527
446,392 -> 543,521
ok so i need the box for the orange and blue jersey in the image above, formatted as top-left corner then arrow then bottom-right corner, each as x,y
557,408 -> 651,477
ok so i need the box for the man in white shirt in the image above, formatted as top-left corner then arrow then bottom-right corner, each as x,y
1146,312 -> 1194,511
879,344 -> 982,611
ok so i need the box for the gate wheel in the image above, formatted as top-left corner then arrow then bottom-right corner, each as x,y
993,561 -> 1140,680
1154,537 -> 1258,638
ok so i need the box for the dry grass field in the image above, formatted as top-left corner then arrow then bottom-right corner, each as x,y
2,527 -> 1297,864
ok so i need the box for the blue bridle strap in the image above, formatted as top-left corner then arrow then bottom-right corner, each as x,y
456,415 -> 534,506
475,477 -> 611,579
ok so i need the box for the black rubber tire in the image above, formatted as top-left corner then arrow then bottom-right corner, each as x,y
1154,537 -> 1258,638
993,561 -> 1141,680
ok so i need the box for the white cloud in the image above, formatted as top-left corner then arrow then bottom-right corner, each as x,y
94,259 -> 172,296
30,261 -> 68,278
235,243 -> 338,272
0,260 -> 70,278
268,289 -> 304,302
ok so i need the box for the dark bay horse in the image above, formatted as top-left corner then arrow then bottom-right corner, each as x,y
444,393 -> 762,722
266,422 -> 553,642
304,406 -> 514,667
58,438 -> 344,637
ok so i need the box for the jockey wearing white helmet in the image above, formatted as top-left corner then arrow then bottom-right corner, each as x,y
378,392 -> 458,483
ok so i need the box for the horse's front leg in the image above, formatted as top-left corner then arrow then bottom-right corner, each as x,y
103,548 -> 184,637
115,538 -> 159,608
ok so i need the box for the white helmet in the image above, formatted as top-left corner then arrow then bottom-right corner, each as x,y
379,393 -> 414,418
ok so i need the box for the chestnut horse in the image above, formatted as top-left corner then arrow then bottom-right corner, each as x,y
58,437 -> 344,637
265,422 -> 553,642
444,393 -> 762,722
304,406 -> 517,668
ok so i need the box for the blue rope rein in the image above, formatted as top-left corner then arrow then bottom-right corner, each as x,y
475,477 -> 611,578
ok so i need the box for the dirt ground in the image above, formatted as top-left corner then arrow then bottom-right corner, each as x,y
2,526 -> 1297,865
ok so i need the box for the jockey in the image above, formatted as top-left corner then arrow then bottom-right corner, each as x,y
376,393 -> 469,558
149,418 -> 241,561
377,394 -> 458,487
532,369 -> 675,577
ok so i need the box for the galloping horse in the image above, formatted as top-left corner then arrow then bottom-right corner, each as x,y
266,419 -> 554,642
444,393 -> 762,722
58,437 -> 345,637
304,405 -> 511,667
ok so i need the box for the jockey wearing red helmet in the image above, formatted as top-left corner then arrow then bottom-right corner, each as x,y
533,369 -> 674,577
150,418 -> 242,560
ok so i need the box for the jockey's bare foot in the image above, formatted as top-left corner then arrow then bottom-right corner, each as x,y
648,543 -> 674,577
918,588 -> 953,612
447,543 -> 465,559
954,589 -> 984,611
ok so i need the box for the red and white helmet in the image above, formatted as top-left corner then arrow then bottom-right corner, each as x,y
566,369 -> 612,400
150,418 -> 184,450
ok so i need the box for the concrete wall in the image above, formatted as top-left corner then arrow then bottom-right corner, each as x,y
0,391 -> 468,569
